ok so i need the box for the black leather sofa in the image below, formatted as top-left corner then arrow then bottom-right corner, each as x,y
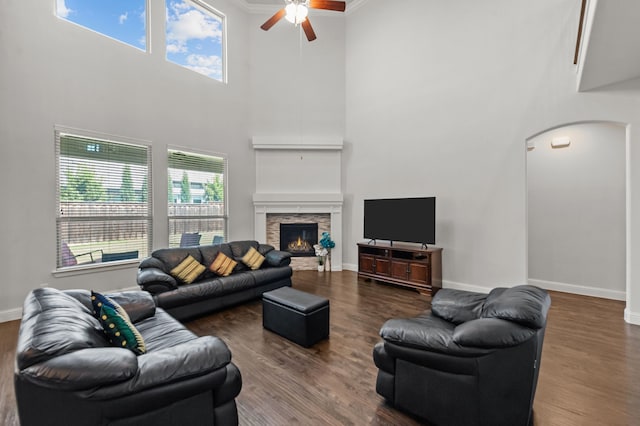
15,287 -> 242,426
373,285 -> 551,426
137,240 -> 292,321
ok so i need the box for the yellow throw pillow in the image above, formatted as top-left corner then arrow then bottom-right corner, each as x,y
242,246 -> 265,270
210,251 -> 237,277
170,255 -> 206,284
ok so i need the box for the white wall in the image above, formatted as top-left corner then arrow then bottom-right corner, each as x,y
0,0 -> 253,316
527,123 -> 626,299
249,12 -> 345,139
344,0 -> 640,324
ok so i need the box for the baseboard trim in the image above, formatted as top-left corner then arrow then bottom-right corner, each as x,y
0,307 -> 23,322
624,308 -> 640,325
441,280 -> 492,294
342,262 -> 358,272
528,279 -> 626,301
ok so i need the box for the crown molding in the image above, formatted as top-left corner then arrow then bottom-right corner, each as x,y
238,0 -> 370,16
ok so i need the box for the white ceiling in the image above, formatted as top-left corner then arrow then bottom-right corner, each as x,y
578,0 -> 640,90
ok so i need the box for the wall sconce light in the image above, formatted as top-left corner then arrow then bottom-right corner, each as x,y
551,137 -> 571,149
527,141 -> 535,151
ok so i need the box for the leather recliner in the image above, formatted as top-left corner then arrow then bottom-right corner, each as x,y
14,287 -> 242,426
373,285 -> 551,426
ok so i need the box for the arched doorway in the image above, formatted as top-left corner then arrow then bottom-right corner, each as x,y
526,121 -> 626,300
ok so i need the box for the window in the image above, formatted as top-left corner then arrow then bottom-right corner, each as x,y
56,128 -> 152,269
168,149 -> 227,248
166,0 -> 226,82
56,0 -> 148,52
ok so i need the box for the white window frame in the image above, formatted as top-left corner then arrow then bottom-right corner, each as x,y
167,146 -> 228,248
54,126 -> 153,273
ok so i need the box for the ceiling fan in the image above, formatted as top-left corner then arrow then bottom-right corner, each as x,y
260,0 -> 346,42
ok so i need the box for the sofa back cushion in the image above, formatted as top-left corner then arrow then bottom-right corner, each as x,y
228,240 -> 259,258
17,288 -> 108,370
152,247 -> 203,273
481,285 -> 551,329
431,289 -> 486,324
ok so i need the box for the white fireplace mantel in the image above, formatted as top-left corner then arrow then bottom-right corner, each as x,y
253,193 -> 343,271
252,136 -> 344,270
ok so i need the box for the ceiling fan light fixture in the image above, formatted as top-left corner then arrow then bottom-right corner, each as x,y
285,3 -> 308,25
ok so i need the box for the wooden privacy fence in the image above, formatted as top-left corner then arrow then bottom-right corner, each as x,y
59,202 -> 224,244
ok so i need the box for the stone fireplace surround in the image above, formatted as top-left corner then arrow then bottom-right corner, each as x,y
252,137 -> 343,271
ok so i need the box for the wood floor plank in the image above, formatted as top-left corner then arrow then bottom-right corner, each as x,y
1,271 -> 639,425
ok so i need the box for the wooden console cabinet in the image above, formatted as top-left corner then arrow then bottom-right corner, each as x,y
358,243 -> 442,296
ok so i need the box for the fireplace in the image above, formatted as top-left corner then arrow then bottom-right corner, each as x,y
280,223 -> 318,257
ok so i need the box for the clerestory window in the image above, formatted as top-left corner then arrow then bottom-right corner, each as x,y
166,0 -> 226,82
56,0 -> 148,52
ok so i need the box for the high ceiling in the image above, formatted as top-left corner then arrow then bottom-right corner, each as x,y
578,0 -> 640,90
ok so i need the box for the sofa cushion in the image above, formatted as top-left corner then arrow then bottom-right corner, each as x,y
17,288 -> 108,370
210,252 -> 237,277
153,247 -> 203,272
431,289 -> 486,324
228,240 -> 259,258
154,274 -> 257,309
242,247 -> 265,270
481,285 -> 551,329
170,255 -> 206,284
98,304 -> 147,355
453,318 -> 537,348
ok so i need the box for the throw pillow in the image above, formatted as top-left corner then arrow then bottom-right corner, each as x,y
210,251 -> 237,277
241,246 -> 265,270
98,304 -> 146,355
170,255 -> 206,284
91,290 -> 130,321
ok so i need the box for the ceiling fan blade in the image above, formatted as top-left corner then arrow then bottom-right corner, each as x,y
261,8 -> 286,31
301,18 -> 317,42
308,0 -> 346,12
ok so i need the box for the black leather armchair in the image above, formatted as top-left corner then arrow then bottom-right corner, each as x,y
373,285 -> 551,426
15,287 -> 242,426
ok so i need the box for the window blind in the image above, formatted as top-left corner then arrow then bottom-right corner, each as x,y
56,129 -> 152,269
168,148 -> 227,248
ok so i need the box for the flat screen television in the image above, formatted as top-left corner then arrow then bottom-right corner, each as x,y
364,197 -> 436,246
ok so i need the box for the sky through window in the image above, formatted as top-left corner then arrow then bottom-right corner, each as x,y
166,0 -> 225,82
56,0 -> 147,51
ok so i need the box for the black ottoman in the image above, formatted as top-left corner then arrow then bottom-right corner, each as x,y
262,287 -> 330,347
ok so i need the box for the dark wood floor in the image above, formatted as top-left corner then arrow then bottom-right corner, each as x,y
2,271 -> 640,425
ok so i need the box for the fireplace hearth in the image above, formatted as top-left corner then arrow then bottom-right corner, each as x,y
280,223 -> 318,257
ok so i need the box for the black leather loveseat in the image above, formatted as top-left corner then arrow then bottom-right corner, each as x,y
15,287 -> 242,426
373,285 -> 551,426
137,240 -> 292,321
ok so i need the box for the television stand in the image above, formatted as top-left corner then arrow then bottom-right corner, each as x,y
357,242 -> 442,296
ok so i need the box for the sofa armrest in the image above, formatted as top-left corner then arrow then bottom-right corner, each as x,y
88,336 -> 232,399
380,316 -> 491,356
19,348 -> 138,391
452,318 -> 536,348
265,250 -> 291,267
107,291 -> 156,323
137,267 -> 178,294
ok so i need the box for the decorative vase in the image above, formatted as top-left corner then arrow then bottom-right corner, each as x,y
326,251 -> 331,272
318,264 -> 324,272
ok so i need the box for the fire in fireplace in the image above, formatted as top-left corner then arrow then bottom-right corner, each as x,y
280,223 -> 318,257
